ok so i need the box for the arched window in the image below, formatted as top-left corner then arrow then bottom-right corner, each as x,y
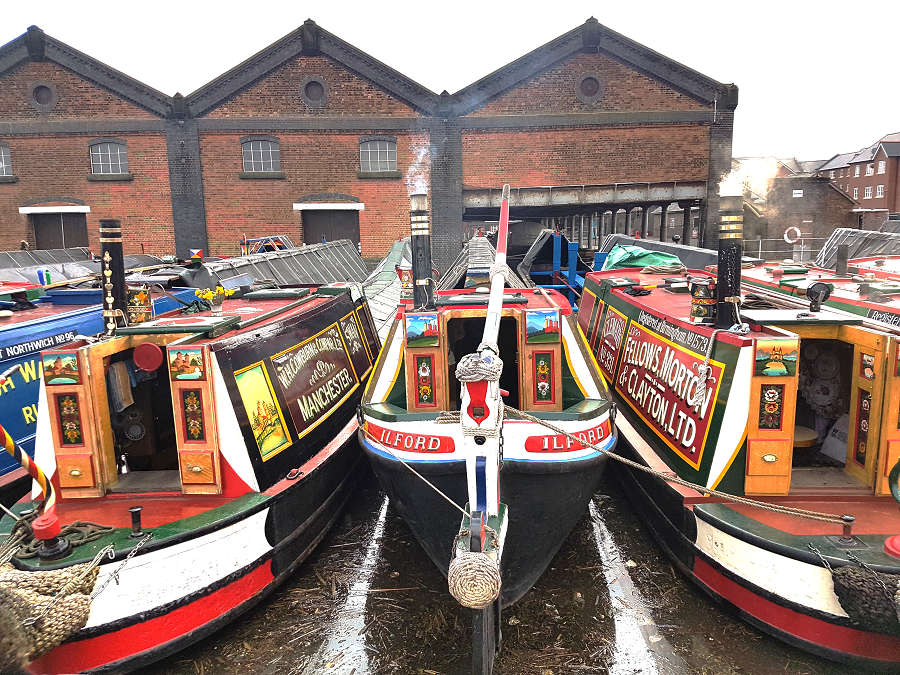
241,138 -> 281,173
89,140 -> 128,175
359,137 -> 397,173
0,142 -> 11,177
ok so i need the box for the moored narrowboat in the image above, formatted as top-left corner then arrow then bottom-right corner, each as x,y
0,225 -> 381,672
359,189 -> 617,671
578,193 -> 900,667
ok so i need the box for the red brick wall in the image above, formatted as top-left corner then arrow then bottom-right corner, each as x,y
0,61 -> 157,120
198,131 -> 429,257
467,52 -> 707,117
461,125 -> 710,187
0,133 -> 174,253
205,55 -> 418,118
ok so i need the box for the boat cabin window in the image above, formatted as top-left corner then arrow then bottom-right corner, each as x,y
446,317 -> 520,409
105,348 -> 180,491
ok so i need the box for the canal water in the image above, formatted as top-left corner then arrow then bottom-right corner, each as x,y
143,468 -> 866,675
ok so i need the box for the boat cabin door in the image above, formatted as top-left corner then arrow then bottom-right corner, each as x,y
875,335 -> 900,495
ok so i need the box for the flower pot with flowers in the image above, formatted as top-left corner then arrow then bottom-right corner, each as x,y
195,285 -> 236,316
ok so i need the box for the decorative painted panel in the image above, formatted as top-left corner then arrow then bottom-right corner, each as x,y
414,355 -> 436,407
126,286 -> 153,324
234,361 -> 292,461
339,311 -> 371,378
168,347 -> 205,381
754,337 -> 798,377
181,389 -> 205,442
596,305 -> 626,382
859,353 -> 875,381
534,351 -> 555,404
854,389 -> 872,466
758,383 -> 784,431
42,351 -> 80,385
405,313 -> 439,347
55,393 -> 83,446
526,309 -> 561,343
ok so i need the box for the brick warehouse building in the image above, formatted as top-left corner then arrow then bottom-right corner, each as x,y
0,19 -> 737,271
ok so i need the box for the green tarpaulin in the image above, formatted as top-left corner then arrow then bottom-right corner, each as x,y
601,244 -> 684,271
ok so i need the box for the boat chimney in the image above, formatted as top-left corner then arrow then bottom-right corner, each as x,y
100,219 -> 127,333
409,193 -> 434,309
716,187 -> 743,329
835,243 -> 849,276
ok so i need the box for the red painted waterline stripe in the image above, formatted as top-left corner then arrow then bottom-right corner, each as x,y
29,561 -> 274,674
693,557 -> 900,662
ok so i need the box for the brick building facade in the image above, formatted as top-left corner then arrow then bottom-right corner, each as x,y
0,19 -> 737,271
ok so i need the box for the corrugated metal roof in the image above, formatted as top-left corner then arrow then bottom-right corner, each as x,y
362,238 -> 410,341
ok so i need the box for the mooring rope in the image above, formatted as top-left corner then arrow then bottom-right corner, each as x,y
503,406 -> 848,525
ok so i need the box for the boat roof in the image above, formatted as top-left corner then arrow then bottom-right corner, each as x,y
588,268 -> 825,345
398,287 -> 572,315
740,263 -> 900,318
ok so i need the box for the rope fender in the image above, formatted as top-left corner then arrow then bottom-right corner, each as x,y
448,551 -> 501,609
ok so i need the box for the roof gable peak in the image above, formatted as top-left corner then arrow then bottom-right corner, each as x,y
448,17 -> 737,116
185,19 -> 439,117
0,25 -> 172,117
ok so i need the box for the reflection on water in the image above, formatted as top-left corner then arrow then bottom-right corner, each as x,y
305,496 -> 389,674
590,499 -> 663,674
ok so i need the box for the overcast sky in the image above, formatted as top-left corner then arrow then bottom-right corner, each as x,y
4,0 -> 899,160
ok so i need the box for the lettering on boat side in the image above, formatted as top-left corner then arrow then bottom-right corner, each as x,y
524,420 -> 610,452
271,323 -> 360,439
596,305 -> 627,381
615,321 -> 723,469
866,308 -> 900,326
365,421 -> 455,453
636,309 -> 710,354
2,330 -> 77,359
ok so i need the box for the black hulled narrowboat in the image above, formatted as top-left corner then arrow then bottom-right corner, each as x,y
0,224 -> 380,673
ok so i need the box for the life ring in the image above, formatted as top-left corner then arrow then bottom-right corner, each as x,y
783,226 -> 802,244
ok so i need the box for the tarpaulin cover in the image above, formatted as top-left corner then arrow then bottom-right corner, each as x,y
601,244 -> 684,271
815,228 -> 900,268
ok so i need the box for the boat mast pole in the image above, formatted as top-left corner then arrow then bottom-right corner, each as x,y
460,184 -> 510,522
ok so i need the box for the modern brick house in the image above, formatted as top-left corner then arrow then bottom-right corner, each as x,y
817,132 -> 900,229
0,19 -> 737,270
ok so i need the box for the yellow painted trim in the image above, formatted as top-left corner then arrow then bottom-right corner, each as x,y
709,423 -> 750,490
561,328 -> 588,398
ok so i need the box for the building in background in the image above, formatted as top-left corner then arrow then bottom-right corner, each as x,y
817,133 -> 900,230
0,19 -> 737,270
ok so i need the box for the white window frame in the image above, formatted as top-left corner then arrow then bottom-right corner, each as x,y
878,160 -> 886,174
876,184 -> 884,198
864,186 -> 872,199
359,138 -> 397,173
853,187 -> 859,199
829,170 -> 834,178
854,166 -> 861,177
90,141 -> 128,175
866,163 -> 874,176
241,139 -> 281,173
792,189 -> 803,198
0,144 -> 10,177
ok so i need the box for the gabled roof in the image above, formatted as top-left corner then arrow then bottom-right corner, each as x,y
819,152 -> 854,171
879,142 -> 900,158
448,17 -> 737,117
0,26 -> 172,117
185,19 -> 439,117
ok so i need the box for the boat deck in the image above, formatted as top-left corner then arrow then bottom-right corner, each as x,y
741,263 -> 900,317
719,496 -> 900,536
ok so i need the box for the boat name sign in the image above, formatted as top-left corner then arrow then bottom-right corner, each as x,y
615,319 -> 722,467
365,421 -> 455,453
271,323 -> 359,436
524,420 -> 611,452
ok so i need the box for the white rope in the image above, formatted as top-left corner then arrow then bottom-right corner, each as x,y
372,442 -> 470,519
